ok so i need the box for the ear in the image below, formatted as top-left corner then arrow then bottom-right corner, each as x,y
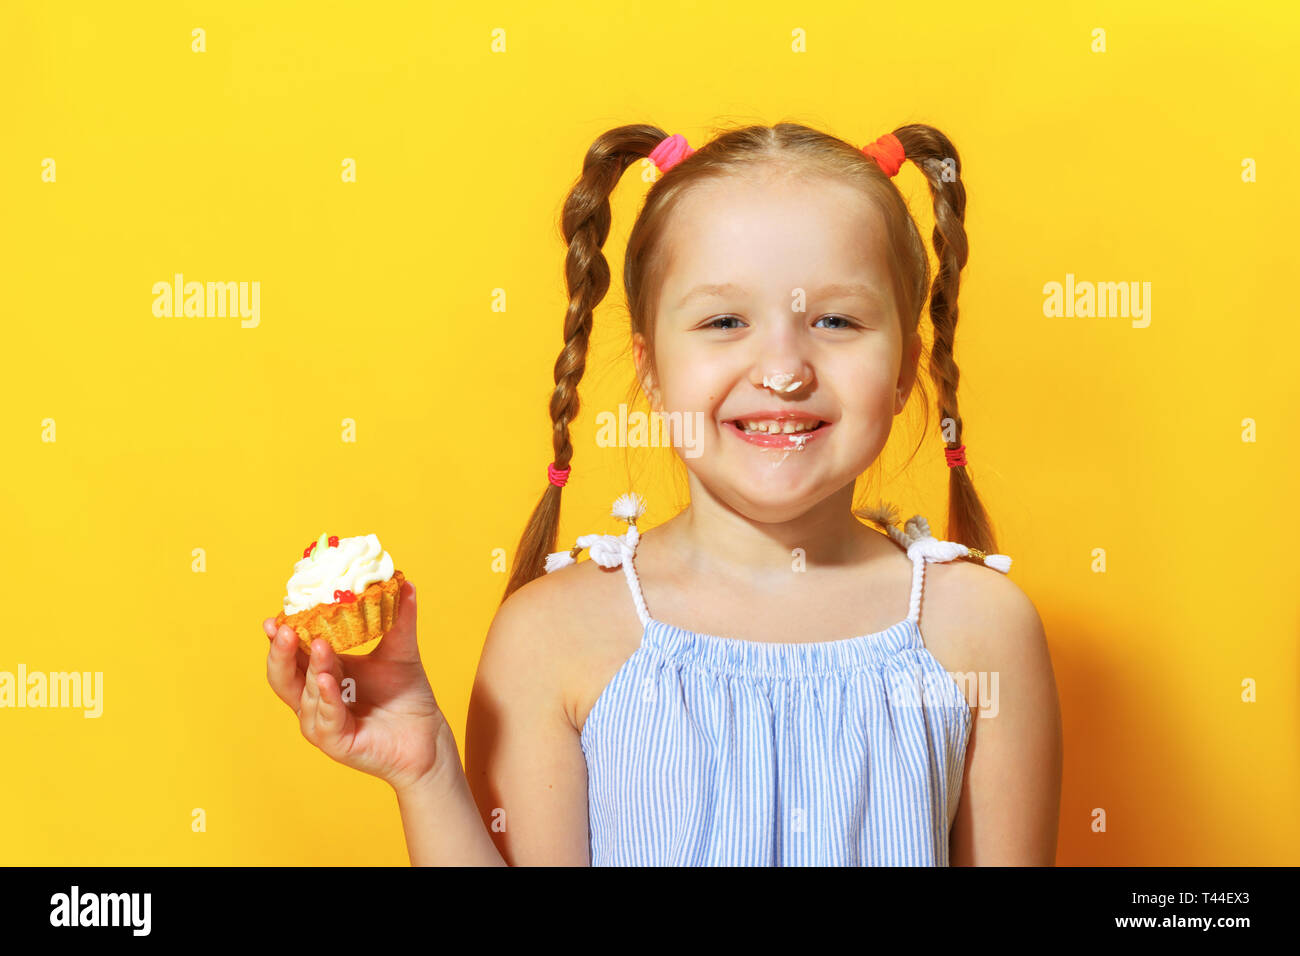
633,332 -> 662,412
895,330 -> 922,414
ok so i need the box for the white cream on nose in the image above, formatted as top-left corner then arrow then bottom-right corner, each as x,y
762,373 -> 802,392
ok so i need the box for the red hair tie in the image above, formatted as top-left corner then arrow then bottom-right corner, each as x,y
944,444 -> 967,468
547,462 -> 571,487
862,132 -> 906,177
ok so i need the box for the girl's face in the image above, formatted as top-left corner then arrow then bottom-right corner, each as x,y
635,171 -> 921,522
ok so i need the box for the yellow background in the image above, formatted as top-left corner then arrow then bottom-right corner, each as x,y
1,1 -> 1296,865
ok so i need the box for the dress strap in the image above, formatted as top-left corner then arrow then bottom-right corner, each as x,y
906,554 -> 928,626
617,525 -> 652,629
543,493 -> 651,630
873,513 -> 1014,635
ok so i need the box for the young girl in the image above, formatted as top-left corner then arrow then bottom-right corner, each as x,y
264,121 -> 1063,866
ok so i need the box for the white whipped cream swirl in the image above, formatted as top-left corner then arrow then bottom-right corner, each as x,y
283,533 -> 395,615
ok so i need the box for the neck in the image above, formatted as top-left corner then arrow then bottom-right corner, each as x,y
663,477 -> 884,582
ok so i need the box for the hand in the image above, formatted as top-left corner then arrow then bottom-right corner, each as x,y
263,580 -> 451,793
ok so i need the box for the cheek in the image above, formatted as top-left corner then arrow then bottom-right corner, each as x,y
835,355 -> 899,419
656,351 -> 726,409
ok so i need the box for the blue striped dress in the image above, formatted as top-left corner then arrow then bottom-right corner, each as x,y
572,499 -> 978,866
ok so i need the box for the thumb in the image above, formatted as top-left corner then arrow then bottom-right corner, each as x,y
372,579 -> 420,663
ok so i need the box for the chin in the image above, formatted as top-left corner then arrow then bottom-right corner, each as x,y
722,477 -> 835,521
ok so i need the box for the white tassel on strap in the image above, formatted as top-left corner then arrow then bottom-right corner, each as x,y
857,505 -> 1012,574
980,553 -> 1013,573
907,535 -> 968,564
544,494 -> 647,575
903,514 -> 1013,574
544,550 -> 576,573
611,492 -> 646,523
544,532 -> 634,573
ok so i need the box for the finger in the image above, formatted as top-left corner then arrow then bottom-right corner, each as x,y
312,670 -> 356,755
265,619 -> 309,672
298,679 -> 319,742
302,639 -> 326,711
320,638 -> 345,689
266,625 -> 306,709
298,641 -> 329,738
310,637 -> 344,694
372,580 -> 420,663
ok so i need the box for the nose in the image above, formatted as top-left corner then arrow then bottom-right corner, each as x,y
758,370 -> 810,394
749,339 -> 814,396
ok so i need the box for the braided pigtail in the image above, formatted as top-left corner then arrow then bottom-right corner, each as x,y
502,124 -> 669,603
890,124 -> 998,555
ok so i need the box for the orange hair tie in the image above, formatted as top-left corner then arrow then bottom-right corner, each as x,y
862,133 -> 906,177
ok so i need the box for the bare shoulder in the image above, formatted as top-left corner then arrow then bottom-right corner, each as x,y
467,561 -> 626,865
477,557 -> 639,730
917,558 -> 1049,670
491,556 -> 634,651
929,560 -> 1063,864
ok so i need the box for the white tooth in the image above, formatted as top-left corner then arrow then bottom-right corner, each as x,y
738,418 -> 819,433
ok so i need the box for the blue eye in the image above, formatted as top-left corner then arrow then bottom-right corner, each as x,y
702,314 -> 858,331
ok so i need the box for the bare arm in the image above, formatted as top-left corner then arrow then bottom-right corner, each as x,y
949,572 -> 1064,865
388,573 -> 590,865
462,576 -> 593,865
393,718 -> 507,866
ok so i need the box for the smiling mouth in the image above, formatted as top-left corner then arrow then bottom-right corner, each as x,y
727,418 -> 827,435
722,418 -> 832,449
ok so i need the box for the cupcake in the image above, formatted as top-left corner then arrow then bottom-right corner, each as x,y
274,532 -> 404,653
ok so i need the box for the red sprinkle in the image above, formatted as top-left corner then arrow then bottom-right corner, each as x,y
334,589 -> 356,603
303,541 -> 317,558
328,535 -> 339,547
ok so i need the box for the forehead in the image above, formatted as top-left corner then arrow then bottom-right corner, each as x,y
657,172 -> 892,301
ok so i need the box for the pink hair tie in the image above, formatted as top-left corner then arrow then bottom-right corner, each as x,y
649,133 -> 695,174
862,132 -> 906,177
943,444 -> 967,468
547,462 -> 571,487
